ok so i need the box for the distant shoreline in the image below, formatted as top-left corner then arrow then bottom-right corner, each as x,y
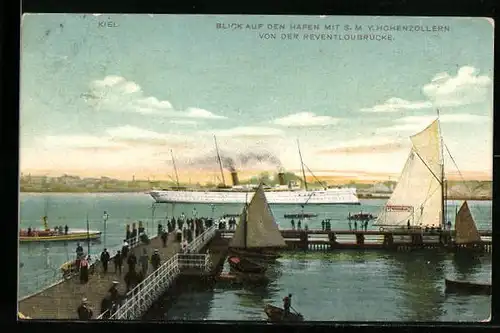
20,190 -> 492,201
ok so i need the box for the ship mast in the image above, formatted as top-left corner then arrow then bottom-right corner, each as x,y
437,109 -> 446,227
213,135 -> 226,187
170,149 -> 180,188
297,139 -> 308,191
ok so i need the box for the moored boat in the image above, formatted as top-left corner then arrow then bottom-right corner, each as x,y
284,213 -> 318,219
230,248 -> 281,263
348,212 -> 376,221
264,304 -> 304,322
444,278 -> 492,295
20,229 -> 102,243
228,184 -> 287,270
227,256 -> 267,274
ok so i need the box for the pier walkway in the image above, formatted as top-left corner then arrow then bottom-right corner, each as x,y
99,225 -> 221,320
18,225 -> 218,319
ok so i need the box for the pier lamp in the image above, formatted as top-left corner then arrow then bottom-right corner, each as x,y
103,211 -> 109,249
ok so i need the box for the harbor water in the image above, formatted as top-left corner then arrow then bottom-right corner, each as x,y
19,193 -> 492,321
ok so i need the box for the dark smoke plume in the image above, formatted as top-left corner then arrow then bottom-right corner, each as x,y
221,157 -> 236,172
188,150 -> 282,172
237,152 -> 282,169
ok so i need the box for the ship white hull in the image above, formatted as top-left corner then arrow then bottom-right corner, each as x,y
149,188 -> 360,205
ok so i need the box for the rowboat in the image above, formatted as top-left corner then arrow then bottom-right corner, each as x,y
229,248 -> 281,263
227,256 -> 267,274
284,213 -> 318,219
264,304 -> 303,322
445,278 -> 492,295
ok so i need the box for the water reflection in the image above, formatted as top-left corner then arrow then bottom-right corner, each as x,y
390,250 -> 446,321
452,252 -> 482,279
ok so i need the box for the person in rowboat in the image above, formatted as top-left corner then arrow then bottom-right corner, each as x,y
282,294 -> 292,318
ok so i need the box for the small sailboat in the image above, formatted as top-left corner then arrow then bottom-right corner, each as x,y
454,201 -> 484,251
228,184 -> 287,271
444,201 -> 491,295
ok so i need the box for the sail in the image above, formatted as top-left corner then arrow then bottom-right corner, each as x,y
229,184 -> 286,248
454,201 -> 481,244
374,119 -> 443,228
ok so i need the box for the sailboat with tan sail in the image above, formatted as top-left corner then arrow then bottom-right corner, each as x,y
227,184 -> 286,271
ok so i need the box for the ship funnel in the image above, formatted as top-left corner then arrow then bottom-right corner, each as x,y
278,172 -> 286,186
231,171 -> 239,186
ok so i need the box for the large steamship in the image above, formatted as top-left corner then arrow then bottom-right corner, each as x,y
149,138 -> 360,205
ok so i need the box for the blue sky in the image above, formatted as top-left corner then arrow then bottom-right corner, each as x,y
20,15 -> 494,181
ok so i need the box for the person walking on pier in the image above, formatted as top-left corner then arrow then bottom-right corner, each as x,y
124,268 -> 140,292
151,249 -> 161,271
64,225 -> 69,235
321,220 -> 325,231
290,219 -> 295,230
354,221 -> 357,231
76,243 -> 84,269
100,248 -> 110,274
161,230 -> 168,248
114,250 -> 123,275
140,248 -> 149,276
297,220 -> 301,230
127,251 -> 137,272
79,256 -> 90,284
121,240 -> 129,258
77,298 -> 93,320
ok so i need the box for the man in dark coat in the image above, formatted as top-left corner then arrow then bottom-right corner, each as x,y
114,250 -> 123,275
77,298 -> 93,320
100,248 -> 110,273
151,249 -> 161,271
127,251 -> 137,272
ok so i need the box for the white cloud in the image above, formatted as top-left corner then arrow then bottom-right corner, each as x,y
211,126 -> 284,138
377,113 -> 489,134
272,112 -> 339,127
422,66 -> 492,107
86,75 -> 226,119
360,97 -> 432,112
39,135 -> 127,150
170,120 -> 198,125
185,107 -> 225,119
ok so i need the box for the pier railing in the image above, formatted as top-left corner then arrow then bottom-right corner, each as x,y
99,225 -> 217,320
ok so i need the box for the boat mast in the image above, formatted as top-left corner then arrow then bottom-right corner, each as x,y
170,149 -> 180,188
213,135 -> 226,187
86,212 -> 90,255
243,192 -> 248,249
297,139 -> 308,191
437,109 -> 446,227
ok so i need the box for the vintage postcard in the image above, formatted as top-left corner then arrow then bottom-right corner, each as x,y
18,14 -> 493,322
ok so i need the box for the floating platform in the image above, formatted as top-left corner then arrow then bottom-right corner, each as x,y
19,229 -> 102,243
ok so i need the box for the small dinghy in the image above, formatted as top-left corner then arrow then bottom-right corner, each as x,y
264,304 -> 304,322
445,278 -> 492,295
227,256 -> 267,274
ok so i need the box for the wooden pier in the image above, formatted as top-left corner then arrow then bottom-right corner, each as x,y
18,233 -> 181,319
219,229 -> 492,252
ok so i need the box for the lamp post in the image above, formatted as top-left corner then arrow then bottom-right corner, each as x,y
151,203 -> 156,236
103,211 -> 109,250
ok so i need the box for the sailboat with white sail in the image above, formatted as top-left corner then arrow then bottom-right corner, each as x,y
227,184 -> 287,272
373,116 -> 447,230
